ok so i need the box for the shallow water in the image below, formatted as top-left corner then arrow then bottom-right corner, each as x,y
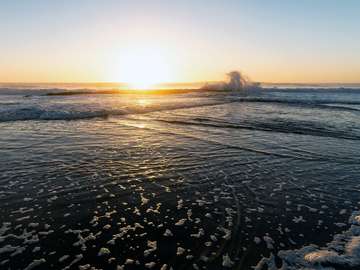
1,88 -> 360,269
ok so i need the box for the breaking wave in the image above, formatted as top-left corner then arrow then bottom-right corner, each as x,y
0,97 -> 231,122
255,211 -> 360,270
0,106 -> 128,122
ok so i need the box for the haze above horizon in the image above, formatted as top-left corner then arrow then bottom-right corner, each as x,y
1,0 -> 359,85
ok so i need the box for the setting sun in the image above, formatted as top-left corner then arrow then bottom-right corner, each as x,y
109,46 -> 175,89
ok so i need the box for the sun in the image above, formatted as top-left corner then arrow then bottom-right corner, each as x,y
111,46 -> 174,89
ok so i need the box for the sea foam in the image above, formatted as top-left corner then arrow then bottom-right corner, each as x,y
255,211 -> 360,270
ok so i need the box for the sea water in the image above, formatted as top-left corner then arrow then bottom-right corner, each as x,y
1,85 -> 360,269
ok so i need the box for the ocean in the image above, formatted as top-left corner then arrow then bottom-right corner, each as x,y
1,84 -> 360,270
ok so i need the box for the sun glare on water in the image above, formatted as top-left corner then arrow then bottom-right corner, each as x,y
111,46 -> 175,90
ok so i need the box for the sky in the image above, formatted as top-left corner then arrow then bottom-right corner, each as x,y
0,0 -> 359,84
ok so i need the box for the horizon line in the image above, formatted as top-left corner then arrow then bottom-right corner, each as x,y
1,81 -> 360,85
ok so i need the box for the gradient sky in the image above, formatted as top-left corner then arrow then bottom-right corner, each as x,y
1,0 -> 359,83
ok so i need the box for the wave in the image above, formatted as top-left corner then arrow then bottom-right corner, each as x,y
0,88 -> 72,96
0,100 -> 232,122
154,116 -> 360,141
0,102 -> 359,127
231,96 -> 360,107
0,106 -> 128,122
116,117 -> 358,164
255,211 -> 360,270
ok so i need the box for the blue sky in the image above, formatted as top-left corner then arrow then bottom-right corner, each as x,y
0,0 -> 359,83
